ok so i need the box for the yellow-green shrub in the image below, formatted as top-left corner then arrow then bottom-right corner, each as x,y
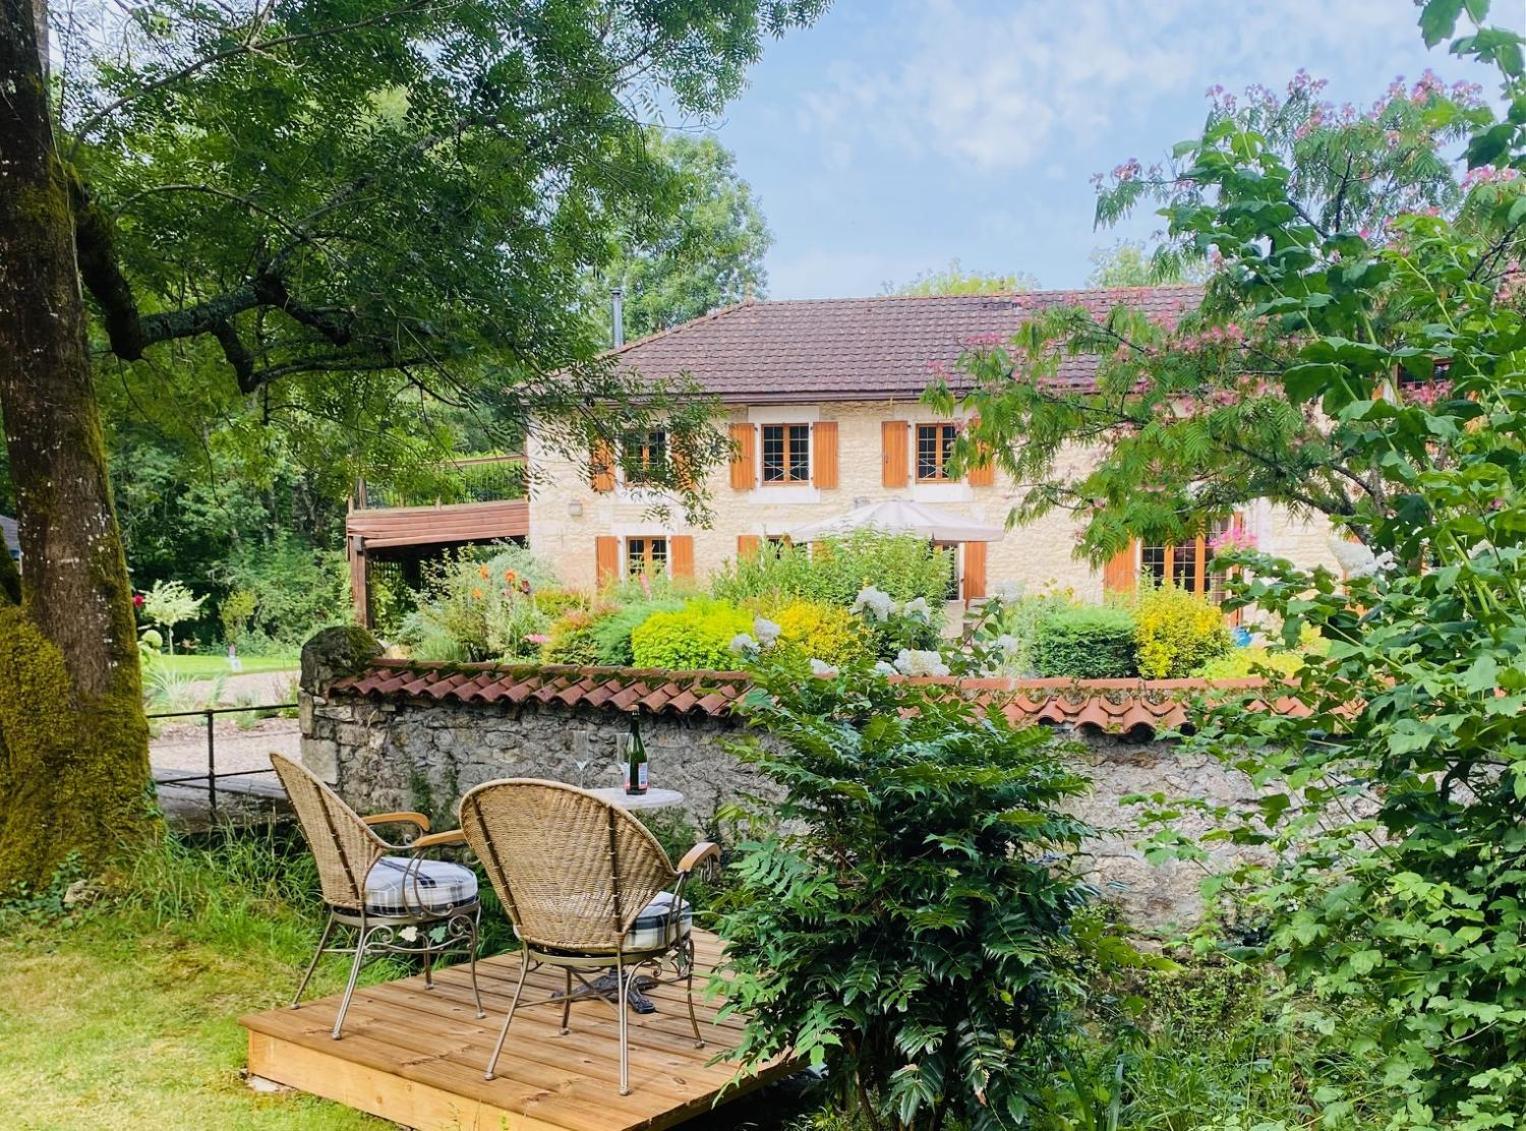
1134,585 -> 1232,679
1194,646 -> 1306,680
630,599 -> 751,670
760,599 -> 870,665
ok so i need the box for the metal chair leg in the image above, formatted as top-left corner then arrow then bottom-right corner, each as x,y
466,917 -> 485,1020
292,912 -> 337,1009
560,968 -> 573,1034
422,935 -> 434,989
616,955 -> 631,1096
684,944 -> 705,1049
485,949 -> 531,1082
332,925 -> 371,1040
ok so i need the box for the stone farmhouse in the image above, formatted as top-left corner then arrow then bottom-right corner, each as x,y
524,286 -> 1339,605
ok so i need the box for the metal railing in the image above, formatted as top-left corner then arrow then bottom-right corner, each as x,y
150,702 -> 298,818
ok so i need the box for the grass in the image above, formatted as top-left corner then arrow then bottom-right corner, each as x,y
152,653 -> 300,678
0,830 -> 388,1130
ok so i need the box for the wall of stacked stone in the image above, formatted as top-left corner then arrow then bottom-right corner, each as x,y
301,685 -> 1264,934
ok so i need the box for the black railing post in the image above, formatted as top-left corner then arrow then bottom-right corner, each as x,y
205,708 -> 217,818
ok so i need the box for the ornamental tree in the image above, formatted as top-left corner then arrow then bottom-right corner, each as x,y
933,1 -> 1526,1122
928,65 -> 1514,561
0,0 -> 822,889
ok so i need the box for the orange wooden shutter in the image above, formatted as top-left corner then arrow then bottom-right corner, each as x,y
736,534 -> 762,560
591,440 -> 615,493
672,447 -> 694,492
965,416 -> 995,486
670,535 -> 694,579
962,542 -> 987,601
729,423 -> 755,490
1102,540 -> 1137,595
812,421 -> 839,488
882,421 -> 908,487
595,536 -> 619,586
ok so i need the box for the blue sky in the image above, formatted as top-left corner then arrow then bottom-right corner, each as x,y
698,0 -> 1526,299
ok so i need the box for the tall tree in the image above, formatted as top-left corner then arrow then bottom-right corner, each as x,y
1086,240 -> 1207,287
0,0 -> 824,888
589,130 -> 771,343
1,0 -> 157,882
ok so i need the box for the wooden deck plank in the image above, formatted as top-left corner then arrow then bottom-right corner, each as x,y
241,929 -> 797,1131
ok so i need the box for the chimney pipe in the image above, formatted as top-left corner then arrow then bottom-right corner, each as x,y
611,287 -> 624,348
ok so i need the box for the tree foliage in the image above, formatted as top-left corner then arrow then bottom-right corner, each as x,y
587,129 -> 771,343
950,1 -> 1526,1123
889,258 -> 1037,296
929,68 -> 1512,562
57,0 -> 824,502
1086,240 -> 1207,288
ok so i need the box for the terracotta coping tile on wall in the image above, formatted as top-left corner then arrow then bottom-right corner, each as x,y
325,660 -> 1306,738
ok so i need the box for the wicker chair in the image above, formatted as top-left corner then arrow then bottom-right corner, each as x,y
270,753 -> 484,1039
460,778 -> 720,1095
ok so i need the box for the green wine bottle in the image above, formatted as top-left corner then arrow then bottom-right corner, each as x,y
625,717 -> 648,796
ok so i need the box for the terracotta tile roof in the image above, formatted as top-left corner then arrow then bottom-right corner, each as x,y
325,661 -> 1305,738
606,286 -> 1204,403
327,659 -> 753,718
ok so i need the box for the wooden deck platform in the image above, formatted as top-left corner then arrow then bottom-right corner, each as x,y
241,929 -> 797,1131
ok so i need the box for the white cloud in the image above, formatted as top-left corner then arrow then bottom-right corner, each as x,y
794,0 -> 1515,174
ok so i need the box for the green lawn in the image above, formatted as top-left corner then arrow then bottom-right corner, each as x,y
0,839 -> 385,1130
153,653 -> 300,678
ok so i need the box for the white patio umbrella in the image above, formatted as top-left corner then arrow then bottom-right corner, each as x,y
785,498 -> 1006,543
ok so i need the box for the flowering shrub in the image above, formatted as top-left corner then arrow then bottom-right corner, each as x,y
849,584 -> 943,659
399,545 -> 558,661
629,598 -> 751,670
1132,584 -> 1231,679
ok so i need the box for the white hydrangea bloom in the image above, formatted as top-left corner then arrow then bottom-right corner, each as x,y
901,596 -> 932,624
994,634 -> 1019,653
850,585 -> 896,622
729,633 -> 759,655
1329,537 -> 1396,580
809,658 -> 837,677
753,616 -> 782,647
893,649 -> 950,677
873,660 -> 897,676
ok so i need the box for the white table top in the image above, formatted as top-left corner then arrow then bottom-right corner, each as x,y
585,786 -> 686,811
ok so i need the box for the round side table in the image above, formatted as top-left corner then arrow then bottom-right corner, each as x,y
584,785 -> 686,811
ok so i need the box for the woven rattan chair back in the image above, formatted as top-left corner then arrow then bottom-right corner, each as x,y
271,753 -> 387,911
460,779 -> 677,954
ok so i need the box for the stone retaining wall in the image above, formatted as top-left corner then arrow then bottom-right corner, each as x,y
301,687 -> 1263,935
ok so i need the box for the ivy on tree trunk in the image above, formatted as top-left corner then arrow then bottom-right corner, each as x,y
0,0 -> 157,888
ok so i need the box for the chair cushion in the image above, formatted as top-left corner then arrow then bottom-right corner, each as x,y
364,857 -> 478,917
625,891 -> 692,951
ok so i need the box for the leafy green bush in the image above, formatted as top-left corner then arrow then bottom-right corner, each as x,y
541,609 -> 603,665
218,534 -> 347,652
712,531 -> 953,608
630,598 -> 750,670
975,586 -> 1079,675
714,653 -> 1099,1130
1133,584 -> 1232,679
1031,606 -> 1138,678
589,599 -> 684,665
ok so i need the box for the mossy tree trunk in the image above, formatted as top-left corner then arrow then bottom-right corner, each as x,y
0,0 -> 158,889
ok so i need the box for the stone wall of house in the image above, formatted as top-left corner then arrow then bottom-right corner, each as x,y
302,685 -> 1262,934
526,399 -> 1342,598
